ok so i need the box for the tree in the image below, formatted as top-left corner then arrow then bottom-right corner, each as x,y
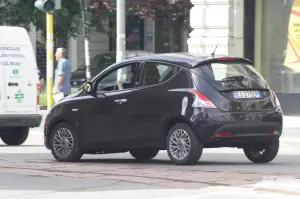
0,0 -> 36,30
0,0 -> 109,48
90,0 -> 193,52
128,0 -> 192,52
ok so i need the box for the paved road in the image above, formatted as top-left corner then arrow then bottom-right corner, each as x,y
0,112 -> 299,198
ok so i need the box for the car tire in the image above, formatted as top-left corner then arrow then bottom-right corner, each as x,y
1,127 -> 29,146
50,122 -> 83,162
130,148 -> 159,161
243,138 -> 280,163
166,123 -> 203,165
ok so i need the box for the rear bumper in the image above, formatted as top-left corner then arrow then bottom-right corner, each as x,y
0,114 -> 42,128
190,108 -> 283,147
198,122 -> 281,147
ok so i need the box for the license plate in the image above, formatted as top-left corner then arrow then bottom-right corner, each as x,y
232,91 -> 262,99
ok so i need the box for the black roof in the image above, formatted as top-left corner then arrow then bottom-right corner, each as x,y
124,52 -> 252,68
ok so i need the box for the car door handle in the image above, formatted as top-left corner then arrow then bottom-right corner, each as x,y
8,82 -> 18,86
114,99 -> 127,104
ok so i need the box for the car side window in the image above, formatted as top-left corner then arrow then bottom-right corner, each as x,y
141,62 -> 176,86
96,62 -> 141,92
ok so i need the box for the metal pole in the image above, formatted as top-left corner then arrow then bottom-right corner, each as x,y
80,0 -> 91,82
116,0 -> 126,81
46,13 -> 54,109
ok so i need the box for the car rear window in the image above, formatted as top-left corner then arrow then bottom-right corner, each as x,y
192,62 -> 268,91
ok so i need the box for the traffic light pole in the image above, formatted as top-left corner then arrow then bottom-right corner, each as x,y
46,13 -> 54,109
34,0 -> 56,110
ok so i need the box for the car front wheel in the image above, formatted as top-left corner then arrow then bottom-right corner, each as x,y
166,123 -> 203,165
50,122 -> 83,162
243,138 -> 280,163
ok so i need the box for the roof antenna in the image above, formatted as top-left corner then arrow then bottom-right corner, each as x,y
211,45 -> 218,58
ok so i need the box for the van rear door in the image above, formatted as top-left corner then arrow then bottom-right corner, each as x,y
0,27 -> 38,114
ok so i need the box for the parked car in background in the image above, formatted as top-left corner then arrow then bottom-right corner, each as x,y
70,50 -> 154,88
44,53 -> 283,165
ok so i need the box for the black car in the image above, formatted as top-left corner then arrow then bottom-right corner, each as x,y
44,53 -> 283,165
71,50 -> 154,88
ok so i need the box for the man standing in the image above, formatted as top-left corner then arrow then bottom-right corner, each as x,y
53,48 -> 72,98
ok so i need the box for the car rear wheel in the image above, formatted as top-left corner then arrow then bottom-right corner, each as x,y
50,122 -> 83,162
243,138 -> 280,163
130,148 -> 159,161
0,127 -> 29,146
166,123 -> 203,165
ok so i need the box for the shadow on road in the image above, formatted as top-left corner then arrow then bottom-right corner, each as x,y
0,145 -> 44,147
77,158 -> 261,166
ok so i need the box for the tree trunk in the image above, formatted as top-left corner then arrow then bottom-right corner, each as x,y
168,16 -> 184,52
55,32 -> 68,52
54,32 -> 68,68
155,19 -> 165,53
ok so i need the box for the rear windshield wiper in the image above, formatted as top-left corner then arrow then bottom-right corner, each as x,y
221,76 -> 245,81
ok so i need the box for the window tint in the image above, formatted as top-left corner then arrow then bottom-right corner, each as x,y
97,62 -> 141,92
192,62 -> 268,91
142,62 -> 176,86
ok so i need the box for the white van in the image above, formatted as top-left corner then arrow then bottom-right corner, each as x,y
0,26 -> 42,145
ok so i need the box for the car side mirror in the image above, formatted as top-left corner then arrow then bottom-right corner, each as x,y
82,82 -> 93,93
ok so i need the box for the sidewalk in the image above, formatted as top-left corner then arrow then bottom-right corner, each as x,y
283,116 -> 300,128
2,177 -> 299,199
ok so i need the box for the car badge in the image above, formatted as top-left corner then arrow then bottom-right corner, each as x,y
242,80 -> 248,86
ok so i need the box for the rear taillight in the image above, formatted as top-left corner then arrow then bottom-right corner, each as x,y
271,90 -> 280,107
217,57 -> 236,61
187,90 -> 217,108
37,82 -> 41,105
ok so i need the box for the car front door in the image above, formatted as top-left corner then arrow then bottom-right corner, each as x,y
123,61 -> 179,143
81,61 -> 143,145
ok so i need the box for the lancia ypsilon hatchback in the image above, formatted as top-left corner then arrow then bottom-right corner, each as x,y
44,53 -> 283,165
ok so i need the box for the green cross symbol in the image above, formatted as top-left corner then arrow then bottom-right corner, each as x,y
12,69 -> 19,75
15,90 -> 24,103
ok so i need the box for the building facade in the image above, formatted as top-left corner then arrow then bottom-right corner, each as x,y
187,0 -> 300,115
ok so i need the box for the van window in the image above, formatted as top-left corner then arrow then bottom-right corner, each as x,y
192,62 -> 268,91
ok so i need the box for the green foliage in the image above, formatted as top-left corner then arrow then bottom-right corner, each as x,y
0,0 -> 108,41
127,0 -> 192,28
0,0 -> 37,30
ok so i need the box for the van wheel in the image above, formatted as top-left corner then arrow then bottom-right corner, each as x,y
50,122 -> 83,162
1,128 -> 29,146
166,123 -> 203,165
243,138 -> 280,163
130,148 -> 159,161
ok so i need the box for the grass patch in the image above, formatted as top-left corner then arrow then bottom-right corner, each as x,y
39,88 -> 79,107
39,91 -> 47,107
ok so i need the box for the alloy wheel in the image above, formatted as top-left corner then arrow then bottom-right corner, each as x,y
169,129 -> 191,160
52,128 -> 74,158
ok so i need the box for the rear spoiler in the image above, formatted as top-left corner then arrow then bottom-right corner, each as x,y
191,57 -> 253,68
